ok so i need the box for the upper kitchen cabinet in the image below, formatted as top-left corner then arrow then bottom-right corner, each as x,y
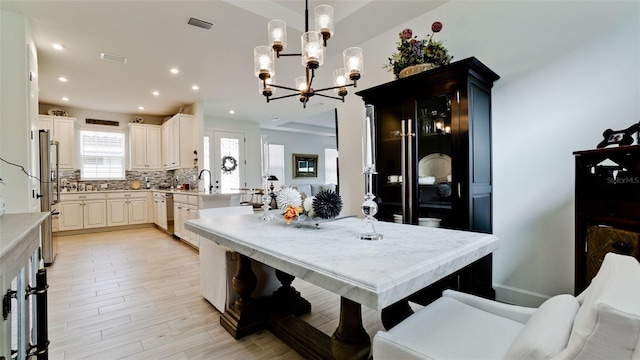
38,115 -> 76,169
356,57 -> 499,233
129,123 -> 161,170
162,114 -> 196,170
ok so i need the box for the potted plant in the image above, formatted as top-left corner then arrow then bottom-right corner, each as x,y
385,21 -> 453,79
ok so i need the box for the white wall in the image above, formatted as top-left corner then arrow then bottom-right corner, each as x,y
261,129 -> 337,186
338,1 -> 640,305
0,10 -> 39,213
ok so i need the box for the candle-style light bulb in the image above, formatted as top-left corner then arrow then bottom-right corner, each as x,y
259,55 -> 271,70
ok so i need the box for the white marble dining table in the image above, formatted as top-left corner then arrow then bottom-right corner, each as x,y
186,213 -> 499,360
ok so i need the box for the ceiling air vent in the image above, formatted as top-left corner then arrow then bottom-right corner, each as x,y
86,118 -> 119,127
188,17 -> 214,30
100,52 -> 128,64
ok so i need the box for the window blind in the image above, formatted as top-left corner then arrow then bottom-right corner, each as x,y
80,130 -> 125,179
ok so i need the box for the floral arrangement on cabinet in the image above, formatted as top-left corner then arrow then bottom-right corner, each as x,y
385,21 -> 453,79
275,187 -> 343,226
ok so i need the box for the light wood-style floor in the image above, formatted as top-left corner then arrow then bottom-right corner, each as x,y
47,227 -> 384,359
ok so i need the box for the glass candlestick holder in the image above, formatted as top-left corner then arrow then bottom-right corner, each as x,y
359,104 -> 382,240
261,176 -> 274,221
360,170 -> 382,240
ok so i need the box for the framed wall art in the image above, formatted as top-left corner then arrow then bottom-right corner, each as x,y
293,153 -> 318,178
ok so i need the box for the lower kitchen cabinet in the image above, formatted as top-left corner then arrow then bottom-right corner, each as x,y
153,192 -> 172,232
107,192 -> 149,226
58,193 -> 107,231
173,194 -> 199,248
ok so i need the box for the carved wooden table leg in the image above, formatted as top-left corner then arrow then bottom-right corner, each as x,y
271,269 -> 311,316
220,254 -> 264,338
330,297 -> 371,360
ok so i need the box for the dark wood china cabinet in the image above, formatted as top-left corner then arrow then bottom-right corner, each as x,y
356,57 -> 499,233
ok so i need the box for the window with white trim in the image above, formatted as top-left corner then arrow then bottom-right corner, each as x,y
80,130 -> 125,180
325,148 -> 338,185
268,144 -> 285,189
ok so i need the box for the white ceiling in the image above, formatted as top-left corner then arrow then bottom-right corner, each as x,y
1,1 -> 444,132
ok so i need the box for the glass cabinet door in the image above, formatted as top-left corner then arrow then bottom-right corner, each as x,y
415,94 -> 453,227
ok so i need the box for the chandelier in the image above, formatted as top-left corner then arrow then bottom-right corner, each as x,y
253,0 -> 364,108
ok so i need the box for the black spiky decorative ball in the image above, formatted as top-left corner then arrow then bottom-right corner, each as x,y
312,190 -> 343,219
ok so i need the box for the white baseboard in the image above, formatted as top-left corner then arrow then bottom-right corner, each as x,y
494,283 -> 550,307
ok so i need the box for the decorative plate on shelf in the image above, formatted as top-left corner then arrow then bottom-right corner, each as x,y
47,108 -> 68,117
131,116 -> 144,123
418,153 -> 451,183
130,180 -> 141,190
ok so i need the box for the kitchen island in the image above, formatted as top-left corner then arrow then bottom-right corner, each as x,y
186,214 -> 499,359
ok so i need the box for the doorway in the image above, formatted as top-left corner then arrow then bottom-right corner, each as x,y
203,130 -> 246,193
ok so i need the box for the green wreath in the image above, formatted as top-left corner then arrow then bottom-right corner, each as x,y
221,155 -> 238,174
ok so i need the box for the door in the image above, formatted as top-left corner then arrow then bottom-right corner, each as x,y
128,198 -> 148,225
107,199 -> 128,226
130,126 -> 147,169
173,202 -> 183,237
154,196 -> 167,229
54,119 -> 75,169
146,127 -> 162,169
205,130 -> 246,194
58,201 -> 83,231
414,94 -> 454,227
83,200 -> 106,228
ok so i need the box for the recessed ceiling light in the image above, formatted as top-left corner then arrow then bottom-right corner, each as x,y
138,106 -> 145,110
52,44 -> 65,51
170,68 -> 180,74
152,91 -> 160,96
58,76 -> 69,82
229,110 -> 235,115
192,85 -> 199,90
271,117 -> 280,122
61,97 -> 69,101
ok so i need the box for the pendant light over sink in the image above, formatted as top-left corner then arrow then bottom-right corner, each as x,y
254,0 -> 364,108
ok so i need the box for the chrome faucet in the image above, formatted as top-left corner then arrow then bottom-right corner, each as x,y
198,169 -> 213,192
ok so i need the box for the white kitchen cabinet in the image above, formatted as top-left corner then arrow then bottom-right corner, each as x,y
153,192 -> 171,231
58,201 -> 83,231
38,115 -> 76,169
129,124 -> 161,170
107,192 -> 149,226
173,193 -> 199,248
161,114 -> 195,170
58,193 -> 106,231
83,200 -> 107,228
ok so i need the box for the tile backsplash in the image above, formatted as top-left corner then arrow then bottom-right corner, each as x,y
57,168 -> 199,191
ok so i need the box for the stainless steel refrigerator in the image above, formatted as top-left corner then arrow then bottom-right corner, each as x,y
39,130 -> 60,266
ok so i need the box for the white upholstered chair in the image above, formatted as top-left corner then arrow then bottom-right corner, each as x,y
373,252 -> 640,359
198,206 -> 280,312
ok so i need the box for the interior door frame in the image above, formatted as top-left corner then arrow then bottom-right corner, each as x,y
204,129 -> 246,193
